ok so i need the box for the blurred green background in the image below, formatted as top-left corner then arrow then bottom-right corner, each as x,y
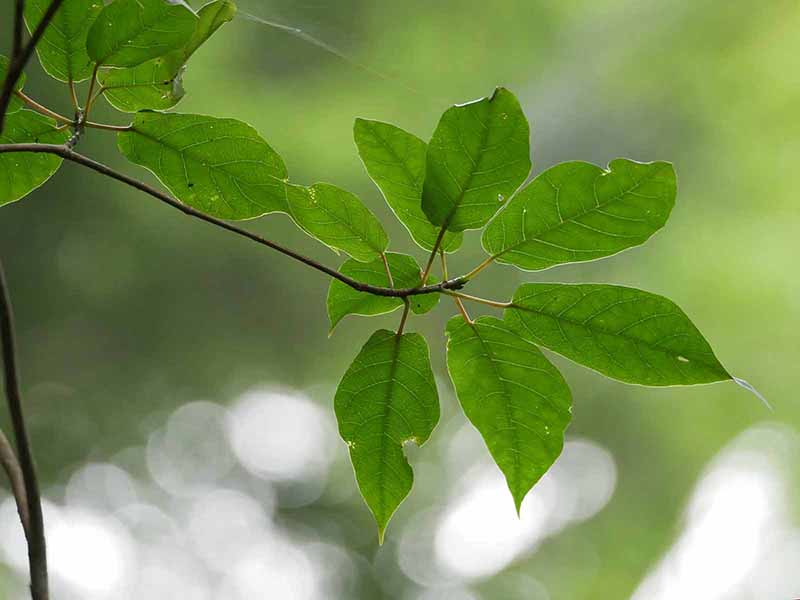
1,1 -> 798,598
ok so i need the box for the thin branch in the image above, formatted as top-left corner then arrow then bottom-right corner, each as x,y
15,92 -> 129,133
14,91 -> 72,124
83,65 -> 101,120
396,301 -> 411,336
68,80 -> 79,112
13,0 -> 25,57
0,143 -> 467,298
0,261 -> 49,600
443,290 -> 511,309
454,296 -> 473,324
380,252 -> 395,288
419,226 -> 447,285
84,121 -> 131,132
463,255 -> 495,281
0,427 -> 30,537
0,0 -> 67,134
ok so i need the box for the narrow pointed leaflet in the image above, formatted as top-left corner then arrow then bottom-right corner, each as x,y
482,160 -> 677,271
446,316 -> 571,512
335,330 -> 440,540
505,283 -> 731,386
354,118 -> 462,252
422,88 -> 531,232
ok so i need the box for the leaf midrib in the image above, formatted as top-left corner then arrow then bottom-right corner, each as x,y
491,163 -> 669,261
508,292 -> 724,372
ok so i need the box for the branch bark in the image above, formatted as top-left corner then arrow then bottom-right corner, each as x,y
0,261 -> 49,600
0,143 -> 467,298
0,427 -> 30,537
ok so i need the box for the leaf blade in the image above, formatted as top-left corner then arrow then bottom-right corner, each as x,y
335,330 -> 440,540
505,283 -> 731,386
354,118 -> 462,252
285,182 -> 388,263
87,0 -> 198,68
98,0 -> 236,112
0,55 -> 25,114
117,112 -> 288,220
482,160 -> 677,271
422,88 -> 531,232
446,316 -> 571,511
24,0 -> 103,82
0,110 -> 70,206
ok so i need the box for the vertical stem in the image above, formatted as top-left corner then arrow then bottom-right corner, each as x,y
397,301 -> 411,336
68,80 -> 79,112
0,428 -> 30,538
13,0 -> 25,57
419,226 -> 448,285
440,251 -> 473,323
0,260 -> 49,600
380,252 -> 395,288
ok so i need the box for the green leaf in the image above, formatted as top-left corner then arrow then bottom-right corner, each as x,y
98,0 -> 236,113
98,55 -> 187,113
445,316 -> 571,512
0,110 -> 70,206
505,283 -> 732,386
24,0 -> 103,82
87,0 -> 198,68
117,112 -> 288,220
335,329 -> 439,541
482,160 -> 677,271
354,118 -> 462,252
284,182 -> 388,263
182,0 -> 237,57
327,252 -> 439,331
0,55 -> 25,113
422,88 -> 531,232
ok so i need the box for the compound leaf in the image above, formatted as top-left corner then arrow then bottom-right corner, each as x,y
117,112 -> 288,220
354,118 -> 462,252
285,182 -> 388,263
24,0 -> 102,82
505,283 -> 731,386
327,252 -> 439,331
0,56 -> 25,114
87,0 -> 198,68
446,316 -> 571,512
98,0 -> 236,112
335,329 -> 439,541
422,87 -> 531,232
483,160 -> 676,271
0,110 -> 70,206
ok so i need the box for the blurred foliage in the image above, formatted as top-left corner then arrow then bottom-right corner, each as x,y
0,0 -> 797,598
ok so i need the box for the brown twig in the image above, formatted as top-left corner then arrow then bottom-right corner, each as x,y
0,143 -> 467,298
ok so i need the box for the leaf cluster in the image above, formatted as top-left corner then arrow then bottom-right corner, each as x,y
1,0 -> 751,543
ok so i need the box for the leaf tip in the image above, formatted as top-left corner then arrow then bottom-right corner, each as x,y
732,376 -> 773,412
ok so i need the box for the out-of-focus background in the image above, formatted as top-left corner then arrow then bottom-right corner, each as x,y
1,1 -> 798,598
